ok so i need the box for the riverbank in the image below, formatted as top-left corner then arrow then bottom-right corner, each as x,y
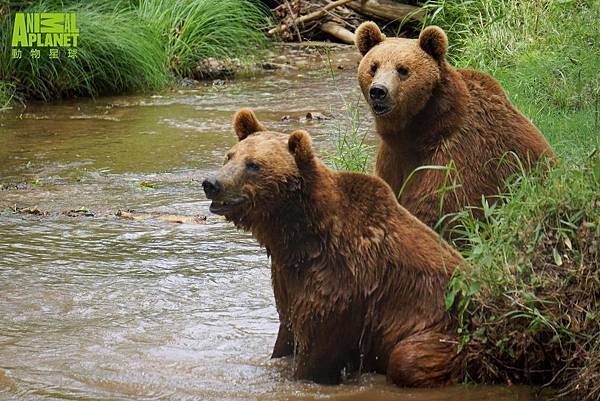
0,0 -> 269,108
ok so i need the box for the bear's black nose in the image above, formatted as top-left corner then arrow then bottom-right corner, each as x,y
202,176 -> 221,198
369,84 -> 388,101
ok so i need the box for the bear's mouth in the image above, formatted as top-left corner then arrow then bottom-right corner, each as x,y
209,198 -> 246,215
371,102 -> 393,116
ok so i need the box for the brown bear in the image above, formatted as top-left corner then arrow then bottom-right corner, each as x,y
355,22 -> 554,231
202,108 -> 465,386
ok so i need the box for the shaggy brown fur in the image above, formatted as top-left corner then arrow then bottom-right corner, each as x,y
355,22 -> 554,231
202,108 -> 466,386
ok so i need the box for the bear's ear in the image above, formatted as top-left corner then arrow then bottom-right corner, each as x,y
418,26 -> 448,62
233,108 -> 267,141
288,130 -> 315,169
355,21 -> 385,56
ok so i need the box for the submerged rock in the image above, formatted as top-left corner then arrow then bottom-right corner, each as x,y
305,111 -> 331,121
178,77 -> 199,88
281,111 -> 332,123
63,208 -> 95,217
1,182 -> 31,191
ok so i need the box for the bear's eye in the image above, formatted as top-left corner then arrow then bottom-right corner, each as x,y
396,66 -> 409,80
369,62 -> 378,76
245,161 -> 260,172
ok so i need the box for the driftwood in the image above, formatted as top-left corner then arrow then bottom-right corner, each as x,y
268,0 -> 354,35
116,210 -> 207,224
270,0 -> 423,43
319,22 -> 355,44
16,206 -> 47,215
11,206 -> 207,224
347,0 -> 423,23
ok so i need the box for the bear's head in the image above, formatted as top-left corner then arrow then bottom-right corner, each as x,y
355,22 -> 448,125
203,108 -> 316,227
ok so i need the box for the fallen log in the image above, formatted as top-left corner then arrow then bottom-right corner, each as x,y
268,0 -> 354,35
348,0 -> 423,23
116,210 -> 206,224
319,22 -> 355,44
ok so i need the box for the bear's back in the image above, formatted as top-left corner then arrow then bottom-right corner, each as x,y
443,67 -> 554,173
334,171 -> 463,275
457,68 -> 551,154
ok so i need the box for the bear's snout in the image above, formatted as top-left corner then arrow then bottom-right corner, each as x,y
369,83 -> 394,116
202,176 -> 221,199
369,84 -> 388,102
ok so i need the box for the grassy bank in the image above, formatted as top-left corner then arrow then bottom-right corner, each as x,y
0,2 -> 168,101
449,158 -> 598,400
0,0 -> 268,105
137,0 -> 268,78
422,1 -> 599,399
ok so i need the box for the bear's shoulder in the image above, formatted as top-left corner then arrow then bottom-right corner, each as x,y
457,68 -> 508,100
333,171 -> 406,222
334,171 -> 464,273
336,171 -> 396,204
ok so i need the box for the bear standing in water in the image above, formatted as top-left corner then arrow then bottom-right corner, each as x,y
355,22 -> 554,231
203,108 -> 465,386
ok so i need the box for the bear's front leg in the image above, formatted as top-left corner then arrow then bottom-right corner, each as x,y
292,320 -> 356,384
293,345 -> 346,384
271,322 -> 294,358
374,142 -> 406,195
386,330 -> 461,387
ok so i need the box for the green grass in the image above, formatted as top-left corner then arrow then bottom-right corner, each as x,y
137,0 -> 269,78
0,0 -> 269,102
321,46 -> 374,173
327,101 -> 373,173
0,80 -> 16,110
1,1 -> 168,101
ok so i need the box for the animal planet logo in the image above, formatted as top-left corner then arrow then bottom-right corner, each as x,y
11,13 -> 79,60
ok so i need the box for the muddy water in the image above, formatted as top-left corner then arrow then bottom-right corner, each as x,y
0,46 -> 543,401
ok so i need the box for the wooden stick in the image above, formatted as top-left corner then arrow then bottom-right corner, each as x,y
284,0 -> 303,42
320,22 -> 355,44
268,0 -> 354,36
347,0 -> 424,23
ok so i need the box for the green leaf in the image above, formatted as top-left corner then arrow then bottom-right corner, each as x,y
445,290 -> 456,310
553,248 -> 563,266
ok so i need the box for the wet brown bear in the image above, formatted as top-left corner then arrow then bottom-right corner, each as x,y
355,22 -> 554,230
203,108 -> 465,386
